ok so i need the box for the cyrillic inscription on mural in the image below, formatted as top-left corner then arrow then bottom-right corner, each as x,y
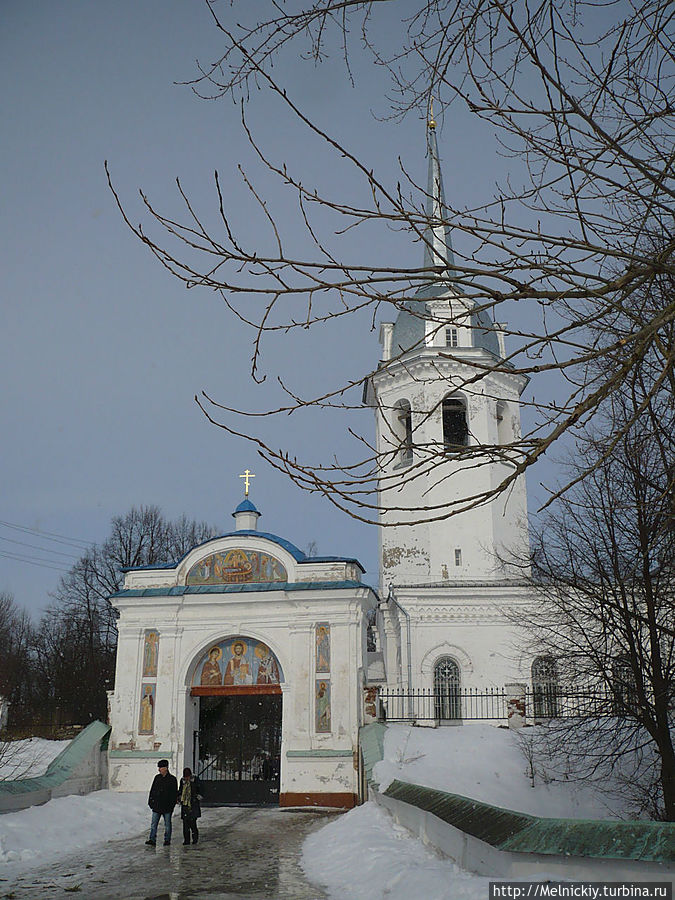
142,630 -> 159,677
193,638 -> 283,687
186,549 -> 287,585
315,679 -> 331,732
138,683 -> 156,734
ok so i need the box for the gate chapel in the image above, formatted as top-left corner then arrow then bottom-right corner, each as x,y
108,118 -> 533,806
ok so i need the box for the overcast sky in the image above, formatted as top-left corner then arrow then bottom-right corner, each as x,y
1,1 -> 557,618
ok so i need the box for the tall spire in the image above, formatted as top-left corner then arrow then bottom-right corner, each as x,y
423,109 -> 455,275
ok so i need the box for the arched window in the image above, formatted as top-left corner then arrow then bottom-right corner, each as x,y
496,400 -> 510,445
442,396 -> 469,449
612,656 -> 637,716
434,656 -> 461,720
394,399 -> 413,464
531,656 -> 559,718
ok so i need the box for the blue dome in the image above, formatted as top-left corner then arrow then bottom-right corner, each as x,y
233,498 -> 260,515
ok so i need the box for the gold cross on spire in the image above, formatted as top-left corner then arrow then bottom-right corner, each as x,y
239,469 -> 255,496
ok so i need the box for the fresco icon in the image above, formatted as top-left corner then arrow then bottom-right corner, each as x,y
186,549 -> 287,585
192,638 -> 283,687
224,640 -> 252,685
255,642 -> 280,684
142,630 -> 159,677
138,683 -> 156,734
315,623 -> 330,673
200,645 -> 223,686
315,680 -> 331,733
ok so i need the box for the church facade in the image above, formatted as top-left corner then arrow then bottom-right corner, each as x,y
108,120 -> 536,805
108,499 -> 375,807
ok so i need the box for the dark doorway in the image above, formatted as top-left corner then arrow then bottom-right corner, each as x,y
197,693 -> 282,804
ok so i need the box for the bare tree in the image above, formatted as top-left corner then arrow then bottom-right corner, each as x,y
28,507 -> 216,725
0,592 -> 33,730
517,376 -> 674,818
108,0 -> 674,524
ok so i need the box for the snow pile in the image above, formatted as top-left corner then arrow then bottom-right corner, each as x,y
0,790 -> 147,868
373,723 -> 628,819
0,738 -> 70,780
302,724 -> 632,898
303,801 -> 492,900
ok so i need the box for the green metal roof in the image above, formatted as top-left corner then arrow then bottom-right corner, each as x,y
383,779 -> 675,863
359,722 -> 387,789
501,816 -> 675,862
0,720 -> 110,798
359,723 -> 675,864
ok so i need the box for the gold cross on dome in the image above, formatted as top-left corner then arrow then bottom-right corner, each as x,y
239,469 -> 255,496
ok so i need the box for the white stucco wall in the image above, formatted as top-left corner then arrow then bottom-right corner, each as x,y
369,345 -> 530,590
108,531 -> 375,804
380,583 -> 533,693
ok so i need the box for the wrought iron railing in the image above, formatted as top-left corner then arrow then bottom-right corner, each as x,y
379,687 -> 508,721
377,685 -> 621,723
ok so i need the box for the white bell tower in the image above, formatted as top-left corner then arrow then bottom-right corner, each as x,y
365,119 -> 530,592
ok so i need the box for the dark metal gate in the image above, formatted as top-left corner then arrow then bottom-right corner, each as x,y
196,693 -> 282,804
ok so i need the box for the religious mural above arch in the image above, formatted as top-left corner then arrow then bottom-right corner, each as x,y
192,637 -> 284,688
186,548 -> 287,585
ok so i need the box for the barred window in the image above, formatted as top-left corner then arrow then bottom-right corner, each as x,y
434,656 -> 461,720
612,656 -> 637,716
532,656 -> 559,718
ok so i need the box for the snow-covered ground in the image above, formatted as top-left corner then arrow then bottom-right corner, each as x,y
0,790 -> 148,868
373,723 -> 629,819
0,723 -> 634,892
303,801 -> 494,900
302,723 -> 640,899
0,738 -> 70,781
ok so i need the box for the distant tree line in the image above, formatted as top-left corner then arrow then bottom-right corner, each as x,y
0,507 -> 215,730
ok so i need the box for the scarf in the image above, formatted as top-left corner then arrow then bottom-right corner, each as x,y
181,779 -> 192,809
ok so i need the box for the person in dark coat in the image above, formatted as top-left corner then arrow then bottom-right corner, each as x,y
145,759 -> 178,846
178,767 -> 202,845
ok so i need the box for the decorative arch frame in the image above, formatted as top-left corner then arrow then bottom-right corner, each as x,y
181,630 -> 288,691
420,641 -> 473,678
175,537 -> 298,587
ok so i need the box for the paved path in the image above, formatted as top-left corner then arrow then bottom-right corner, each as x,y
3,807 -> 339,899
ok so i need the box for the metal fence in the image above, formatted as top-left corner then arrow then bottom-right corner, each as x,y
378,685 -> 621,723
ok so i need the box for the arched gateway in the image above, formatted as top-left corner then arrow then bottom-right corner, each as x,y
190,637 -> 285,803
108,496 -> 375,809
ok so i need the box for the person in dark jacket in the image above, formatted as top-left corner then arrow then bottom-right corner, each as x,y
145,759 -> 178,846
178,767 -> 202,845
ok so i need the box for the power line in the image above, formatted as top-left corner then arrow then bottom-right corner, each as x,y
0,519 -> 91,551
0,535 -> 81,560
0,550 -> 70,573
